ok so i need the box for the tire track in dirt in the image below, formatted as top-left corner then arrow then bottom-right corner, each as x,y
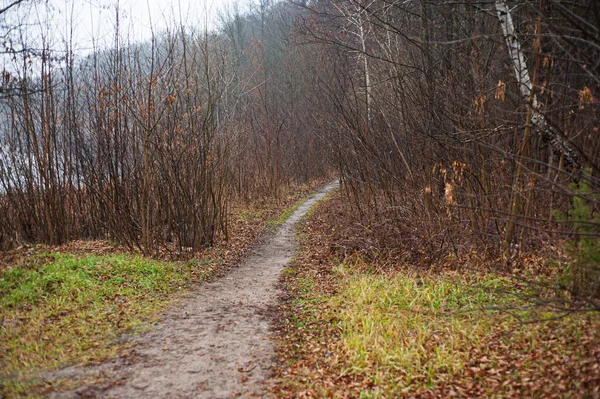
51,180 -> 339,399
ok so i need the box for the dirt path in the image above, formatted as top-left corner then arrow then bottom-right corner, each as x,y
51,181 -> 338,399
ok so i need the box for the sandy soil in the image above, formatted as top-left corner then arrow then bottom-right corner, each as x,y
48,180 -> 339,399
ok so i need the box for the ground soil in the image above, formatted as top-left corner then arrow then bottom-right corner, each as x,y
46,181 -> 339,399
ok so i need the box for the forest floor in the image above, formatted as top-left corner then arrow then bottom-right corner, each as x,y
0,180 -> 337,398
2,182 -> 599,398
271,193 -> 600,398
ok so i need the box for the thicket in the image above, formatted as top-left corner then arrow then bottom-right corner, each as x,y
0,0 -> 333,254
297,0 -> 599,304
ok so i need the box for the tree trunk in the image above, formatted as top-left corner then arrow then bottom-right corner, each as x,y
495,0 -> 581,169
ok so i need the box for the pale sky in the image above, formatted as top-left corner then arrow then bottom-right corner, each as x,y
2,0 -> 247,57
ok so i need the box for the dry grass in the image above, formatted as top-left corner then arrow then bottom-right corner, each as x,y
332,263 -> 599,397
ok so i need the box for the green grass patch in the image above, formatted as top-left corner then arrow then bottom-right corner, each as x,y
333,268 -> 508,387
0,252 -> 204,396
330,262 -> 597,395
267,197 -> 306,229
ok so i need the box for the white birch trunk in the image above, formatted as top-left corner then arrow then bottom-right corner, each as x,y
495,1 -> 537,108
495,0 -> 580,168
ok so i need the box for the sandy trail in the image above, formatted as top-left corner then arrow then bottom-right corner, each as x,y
51,181 -> 338,399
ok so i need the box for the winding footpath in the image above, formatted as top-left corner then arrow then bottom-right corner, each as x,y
53,180 -> 339,399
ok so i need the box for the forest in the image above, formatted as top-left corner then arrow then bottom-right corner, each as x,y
0,0 -> 599,397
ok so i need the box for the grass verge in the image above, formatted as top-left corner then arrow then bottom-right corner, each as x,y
267,197 -> 306,230
0,253 -> 202,397
272,193 -> 600,398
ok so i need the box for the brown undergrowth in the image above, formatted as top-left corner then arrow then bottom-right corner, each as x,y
0,178 -> 329,272
271,193 -> 600,398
